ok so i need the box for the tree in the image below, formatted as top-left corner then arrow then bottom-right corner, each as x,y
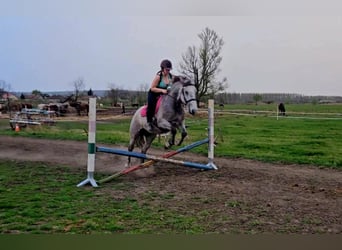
107,83 -> 120,106
72,77 -> 85,101
253,94 -> 262,105
20,93 -> 25,100
32,89 -> 49,99
179,27 -> 228,102
0,80 -> 12,114
0,80 -> 11,97
137,83 -> 149,105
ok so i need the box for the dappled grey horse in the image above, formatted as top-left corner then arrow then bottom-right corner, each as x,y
128,76 -> 198,162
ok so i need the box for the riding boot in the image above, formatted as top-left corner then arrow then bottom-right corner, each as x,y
146,122 -> 153,132
146,116 -> 154,132
146,91 -> 158,132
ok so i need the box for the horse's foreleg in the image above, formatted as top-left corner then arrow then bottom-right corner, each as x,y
166,127 -> 177,149
156,119 -> 174,149
177,121 -> 187,146
177,130 -> 187,146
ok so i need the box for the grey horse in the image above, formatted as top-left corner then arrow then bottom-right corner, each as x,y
128,76 -> 198,161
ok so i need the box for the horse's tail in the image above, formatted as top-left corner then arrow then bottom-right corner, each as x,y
135,128 -> 152,148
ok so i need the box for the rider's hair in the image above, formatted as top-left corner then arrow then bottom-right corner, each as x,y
157,71 -> 172,83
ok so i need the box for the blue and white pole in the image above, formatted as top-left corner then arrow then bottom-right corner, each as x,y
77,97 -> 98,187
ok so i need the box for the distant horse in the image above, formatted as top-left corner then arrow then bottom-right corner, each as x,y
278,102 -> 286,116
128,76 -> 198,161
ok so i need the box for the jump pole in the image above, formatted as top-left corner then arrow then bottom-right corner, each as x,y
97,138 -> 210,184
97,142 -> 213,170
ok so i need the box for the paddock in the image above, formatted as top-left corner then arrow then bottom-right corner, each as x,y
0,105 -> 341,233
77,98 -> 218,187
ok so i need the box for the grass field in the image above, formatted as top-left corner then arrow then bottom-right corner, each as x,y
0,103 -> 341,168
0,161 -> 204,233
0,103 -> 341,234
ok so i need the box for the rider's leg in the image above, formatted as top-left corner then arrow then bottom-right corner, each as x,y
146,91 -> 157,131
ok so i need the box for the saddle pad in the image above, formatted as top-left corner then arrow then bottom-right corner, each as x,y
140,96 -> 163,117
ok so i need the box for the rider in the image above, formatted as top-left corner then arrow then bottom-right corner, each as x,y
146,59 -> 173,132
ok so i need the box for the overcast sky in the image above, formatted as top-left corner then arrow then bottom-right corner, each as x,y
1,1 -> 342,96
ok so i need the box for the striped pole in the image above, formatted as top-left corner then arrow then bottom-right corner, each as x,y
96,147 -> 214,170
77,97 -> 98,187
207,99 -> 217,169
97,136 -> 213,169
98,138 -> 210,184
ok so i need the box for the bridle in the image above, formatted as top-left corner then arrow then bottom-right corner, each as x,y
165,85 -> 197,106
181,87 -> 197,105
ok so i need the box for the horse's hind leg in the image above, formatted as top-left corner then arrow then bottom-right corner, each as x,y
127,133 -> 139,165
141,134 -> 156,162
127,141 -> 134,165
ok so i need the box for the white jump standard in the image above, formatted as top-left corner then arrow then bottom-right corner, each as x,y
77,97 -> 97,187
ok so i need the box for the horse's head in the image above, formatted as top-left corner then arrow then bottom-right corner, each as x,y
172,76 -> 198,115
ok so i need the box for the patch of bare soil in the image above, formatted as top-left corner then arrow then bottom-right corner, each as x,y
0,135 -> 341,233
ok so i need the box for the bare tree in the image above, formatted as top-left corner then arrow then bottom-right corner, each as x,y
179,27 -> 228,102
0,80 -> 11,96
0,80 -> 12,114
72,77 -> 85,101
107,83 -> 121,106
139,83 -> 149,93
137,83 -> 149,105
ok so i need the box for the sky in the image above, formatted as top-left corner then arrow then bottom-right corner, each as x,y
1,1 -> 342,96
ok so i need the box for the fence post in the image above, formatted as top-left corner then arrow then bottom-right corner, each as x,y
207,99 -> 217,169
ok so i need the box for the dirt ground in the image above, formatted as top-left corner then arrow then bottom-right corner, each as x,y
0,135 -> 341,233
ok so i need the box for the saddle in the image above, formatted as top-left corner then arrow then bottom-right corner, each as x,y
140,96 -> 163,117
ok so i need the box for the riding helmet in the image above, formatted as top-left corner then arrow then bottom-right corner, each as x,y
160,59 -> 172,69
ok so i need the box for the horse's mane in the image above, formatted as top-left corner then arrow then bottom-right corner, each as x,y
172,75 -> 194,87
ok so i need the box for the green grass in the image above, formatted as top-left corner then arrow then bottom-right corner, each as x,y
220,103 -> 342,113
0,161 -> 204,234
0,103 -> 341,168
210,115 -> 342,167
0,103 -> 341,234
